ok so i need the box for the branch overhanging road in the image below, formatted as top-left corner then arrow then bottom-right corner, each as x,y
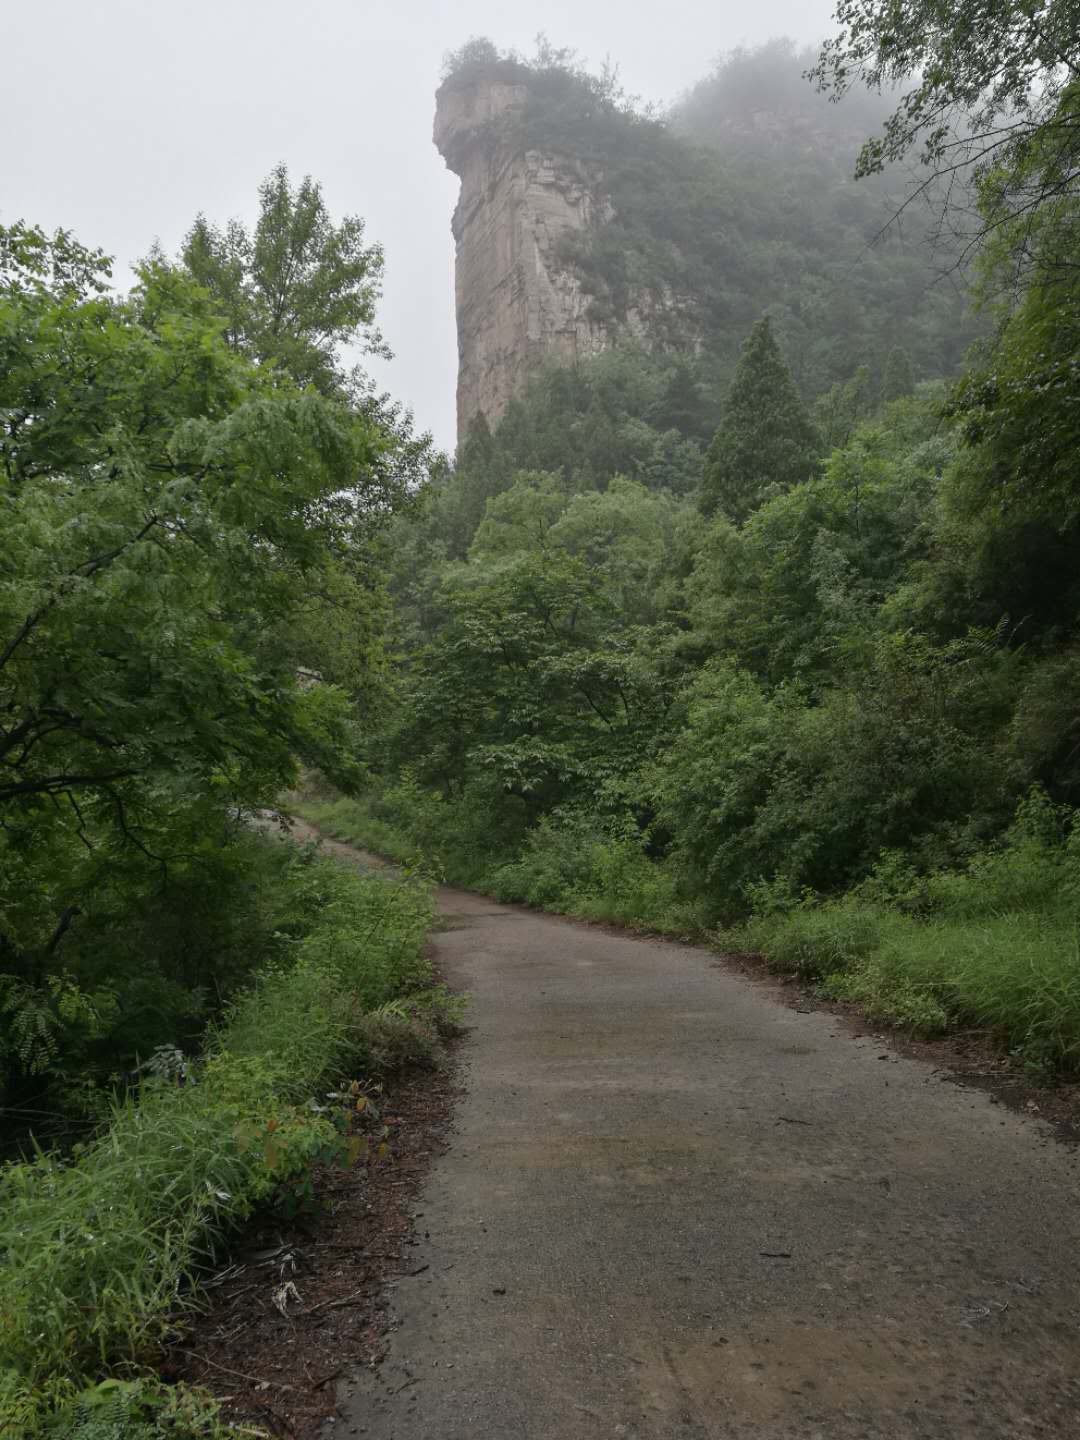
317,835 -> 1080,1439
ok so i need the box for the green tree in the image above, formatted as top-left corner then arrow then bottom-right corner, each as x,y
812,1 -> 1080,295
812,364 -> 873,452
691,392 -> 951,684
699,317 -> 819,522
385,472 -> 681,840
180,163 -> 385,395
882,347 -> 914,404
0,218 -> 398,1085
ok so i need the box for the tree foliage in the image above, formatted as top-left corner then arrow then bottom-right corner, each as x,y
0,174 -> 415,1115
699,317 -> 820,521
813,1 -> 1080,298
180,164 -> 386,395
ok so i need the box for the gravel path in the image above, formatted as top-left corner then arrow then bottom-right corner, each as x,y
327,869 -> 1080,1439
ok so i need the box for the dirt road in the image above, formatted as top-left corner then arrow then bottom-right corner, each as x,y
329,873 -> 1080,1438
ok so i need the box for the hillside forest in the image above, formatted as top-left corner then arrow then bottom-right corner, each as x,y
5,5 -> 1080,1434
316,29 -> 1080,1070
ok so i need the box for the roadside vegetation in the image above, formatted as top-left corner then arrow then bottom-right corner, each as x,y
316,23 -> 1080,1083
8,5 -> 1080,1431
0,174 -> 444,1435
1,847 -> 442,1435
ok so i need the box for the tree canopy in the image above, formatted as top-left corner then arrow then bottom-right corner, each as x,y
180,164 -> 386,396
0,177 -> 420,1105
699,317 -> 820,522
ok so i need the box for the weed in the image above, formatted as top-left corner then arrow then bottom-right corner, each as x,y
0,853 -> 437,1432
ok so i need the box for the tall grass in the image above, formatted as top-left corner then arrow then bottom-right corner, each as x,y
0,851 -> 435,1433
719,793 -> 1080,1072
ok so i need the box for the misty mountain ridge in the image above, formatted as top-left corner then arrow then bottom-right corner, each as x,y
437,35 -> 974,444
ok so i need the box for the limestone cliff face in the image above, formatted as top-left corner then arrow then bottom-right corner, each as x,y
434,75 -> 614,446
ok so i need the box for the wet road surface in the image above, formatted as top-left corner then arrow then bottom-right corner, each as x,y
328,870 -> 1080,1439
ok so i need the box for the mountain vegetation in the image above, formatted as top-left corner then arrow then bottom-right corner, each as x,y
7,6 -> 1080,1432
441,35 -> 977,400
0,178 -> 450,1434
311,28 -> 1080,1087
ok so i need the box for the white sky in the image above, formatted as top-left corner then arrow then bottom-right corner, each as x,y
4,0 -> 837,452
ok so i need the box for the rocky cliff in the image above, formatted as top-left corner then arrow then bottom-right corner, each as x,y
434,74 -> 614,445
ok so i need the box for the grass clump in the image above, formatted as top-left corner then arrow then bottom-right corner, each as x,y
0,847 -> 437,1434
721,791 -> 1080,1073
487,815 -> 707,934
718,902 -> 885,981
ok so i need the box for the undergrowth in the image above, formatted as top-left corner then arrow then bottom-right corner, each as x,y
0,845 -> 442,1436
292,785 -> 709,937
299,778 -> 1080,1081
718,791 -> 1080,1074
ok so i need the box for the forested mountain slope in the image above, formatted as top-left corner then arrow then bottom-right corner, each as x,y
436,36 -> 974,446
307,30 -> 1080,1082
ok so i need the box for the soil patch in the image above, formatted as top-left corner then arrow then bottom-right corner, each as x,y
163,1053 -> 461,1439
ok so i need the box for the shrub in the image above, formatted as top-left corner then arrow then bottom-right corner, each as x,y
0,852 -> 435,1431
725,793 -> 1080,1066
657,637 -> 1017,911
486,813 -> 596,908
0,830 -> 313,1152
569,838 -> 693,930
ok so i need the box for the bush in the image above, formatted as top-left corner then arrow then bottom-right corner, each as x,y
657,638 -> 1016,913
568,838 -> 698,931
487,813 -> 597,908
0,850 -> 436,1432
724,793 -> 1080,1069
0,830 -> 313,1152
483,811 -> 708,933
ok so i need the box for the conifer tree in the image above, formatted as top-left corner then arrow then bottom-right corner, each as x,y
699,316 -> 818,522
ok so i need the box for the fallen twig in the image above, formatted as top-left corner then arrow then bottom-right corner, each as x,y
176,1347 -> 293,1390
301,1283 -> 371,1316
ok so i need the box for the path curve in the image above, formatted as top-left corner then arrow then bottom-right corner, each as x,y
328,858 -> 1080,1439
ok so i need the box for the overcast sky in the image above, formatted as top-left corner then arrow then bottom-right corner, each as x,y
5,0 -> 837,452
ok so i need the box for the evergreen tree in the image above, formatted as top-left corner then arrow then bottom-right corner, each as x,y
649,360 -> 714,442
699,317 -> 819,521
882,346 -> 915,403
445,412 -> 501,556
813,364 -> 873,452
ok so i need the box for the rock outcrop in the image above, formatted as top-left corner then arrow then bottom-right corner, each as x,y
434,74 -> 614,446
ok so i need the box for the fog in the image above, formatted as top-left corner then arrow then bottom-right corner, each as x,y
4,0 -> 837,451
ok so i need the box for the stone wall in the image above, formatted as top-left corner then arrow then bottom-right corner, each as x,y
434,75 -> 614,446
